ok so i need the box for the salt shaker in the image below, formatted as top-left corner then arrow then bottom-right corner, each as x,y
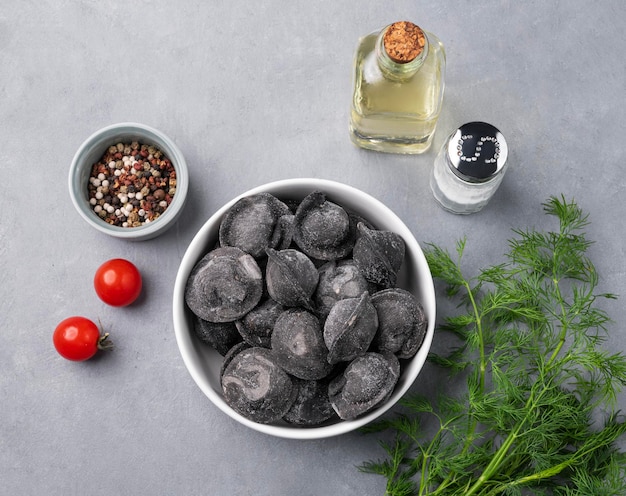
430,122 -> 509,214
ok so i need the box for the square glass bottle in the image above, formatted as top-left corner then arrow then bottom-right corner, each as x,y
350,21 -> 446,154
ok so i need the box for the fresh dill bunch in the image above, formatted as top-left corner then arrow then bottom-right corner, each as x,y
360,196 -> 626,496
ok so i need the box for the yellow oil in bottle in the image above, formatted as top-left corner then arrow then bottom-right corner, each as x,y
350,23 -> 446,154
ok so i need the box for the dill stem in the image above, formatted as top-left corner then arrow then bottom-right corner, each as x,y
434,280 -> 487,494
491,428 -> 611,495
465,275 -> 569,496
465,280 -> 487,395
385,435 -> 410,495
417,454 -> 430,496
418,415 -> 463,496
464,428 -> 518,496
546,277 -> 568,367
464,367 -> 562,493
505,460 -> 570,488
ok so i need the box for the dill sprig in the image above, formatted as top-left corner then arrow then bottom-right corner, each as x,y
360,196 -> 626,495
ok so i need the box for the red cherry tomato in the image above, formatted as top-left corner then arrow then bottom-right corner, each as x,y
53,316 -> 110,361
94,258 -> 142,307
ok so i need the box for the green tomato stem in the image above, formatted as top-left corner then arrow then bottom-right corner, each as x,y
97,332 -> 113,351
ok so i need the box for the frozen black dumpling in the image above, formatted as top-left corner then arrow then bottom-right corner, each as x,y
265,248 -> 319,310
328,352 -> 400,420
315,260 -> 370,317
270,214 -> 295,251
220,341 -> 252,381
219,193 -> 291,258
283,378 -> 337,426
235,298 -> 284,348
372,288 -> 427,359
192,315 -> 242,356
353,222 -> 405,288
323,292 -> 378,365
271,308 -> 332,380
221,347 -> 296,424
293,191 -> 356,261
185,247 -> 263,322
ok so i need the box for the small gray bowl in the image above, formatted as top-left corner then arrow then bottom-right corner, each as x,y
69,122 -> 189,241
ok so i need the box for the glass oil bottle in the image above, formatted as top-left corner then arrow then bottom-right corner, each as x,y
350,21 -> 446,154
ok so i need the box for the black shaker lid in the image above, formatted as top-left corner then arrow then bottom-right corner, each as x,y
446,122 -> 508,183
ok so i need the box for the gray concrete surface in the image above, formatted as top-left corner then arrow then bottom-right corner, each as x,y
2,1 -> 625,495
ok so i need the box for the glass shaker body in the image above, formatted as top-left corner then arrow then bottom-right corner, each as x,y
430,122 -> 509,214
350,22 -> 446,154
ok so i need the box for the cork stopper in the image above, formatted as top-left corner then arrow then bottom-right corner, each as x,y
383,21 -> 426,64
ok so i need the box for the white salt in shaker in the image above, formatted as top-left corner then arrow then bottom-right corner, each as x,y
430,122 -> 509,214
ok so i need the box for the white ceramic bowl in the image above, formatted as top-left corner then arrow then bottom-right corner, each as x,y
68,122 -> 189,241
172,178 -> 436,439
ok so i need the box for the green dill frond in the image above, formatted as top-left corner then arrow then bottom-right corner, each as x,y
427,350 -> 470,372
360,197 -> 626,495
399,394 -> 435,415
442,313 -> 476,333
542,195 -> 590,234
424,242 -> 466,296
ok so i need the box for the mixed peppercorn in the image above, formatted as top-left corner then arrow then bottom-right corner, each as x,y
87,141 -> 176,228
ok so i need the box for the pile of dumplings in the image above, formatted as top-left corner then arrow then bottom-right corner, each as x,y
184,191 -> 427,426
